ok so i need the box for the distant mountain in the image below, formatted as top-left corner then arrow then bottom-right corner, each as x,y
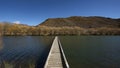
39,16 -> 120,28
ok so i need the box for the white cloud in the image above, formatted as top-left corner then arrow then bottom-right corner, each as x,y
13,21 -> 20,24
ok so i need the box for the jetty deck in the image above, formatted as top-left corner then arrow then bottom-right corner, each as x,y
44,36 -> 69,68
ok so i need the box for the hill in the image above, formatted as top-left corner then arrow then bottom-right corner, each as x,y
39,16 -> 120,28
0,16 -> 120,36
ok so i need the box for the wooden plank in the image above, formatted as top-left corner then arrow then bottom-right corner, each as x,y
44,36 -> 63,68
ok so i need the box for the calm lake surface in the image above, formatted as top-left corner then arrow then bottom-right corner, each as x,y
0,36 -> 120,68
60,36 -> 120,68
0,36 -> 54,68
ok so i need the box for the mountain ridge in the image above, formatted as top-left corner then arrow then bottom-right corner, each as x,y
39,16 -> 120,28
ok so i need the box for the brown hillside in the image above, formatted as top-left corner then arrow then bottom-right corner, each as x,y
39,16 -> 120,28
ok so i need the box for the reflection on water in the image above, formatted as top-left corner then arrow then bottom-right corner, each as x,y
60,36 -> 120,68
0,36 -> 54,68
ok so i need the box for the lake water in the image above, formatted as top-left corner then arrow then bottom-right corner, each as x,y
60,36 -> 120,68
0,36 -> 54,68
0,36 -> 120,68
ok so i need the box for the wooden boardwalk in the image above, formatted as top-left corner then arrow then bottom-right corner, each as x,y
44,36 -> 69,68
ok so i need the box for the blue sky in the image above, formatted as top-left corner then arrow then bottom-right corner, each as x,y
0,0 -> 120,26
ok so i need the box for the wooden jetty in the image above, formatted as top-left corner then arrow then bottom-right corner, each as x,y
44,36 -> 69,68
